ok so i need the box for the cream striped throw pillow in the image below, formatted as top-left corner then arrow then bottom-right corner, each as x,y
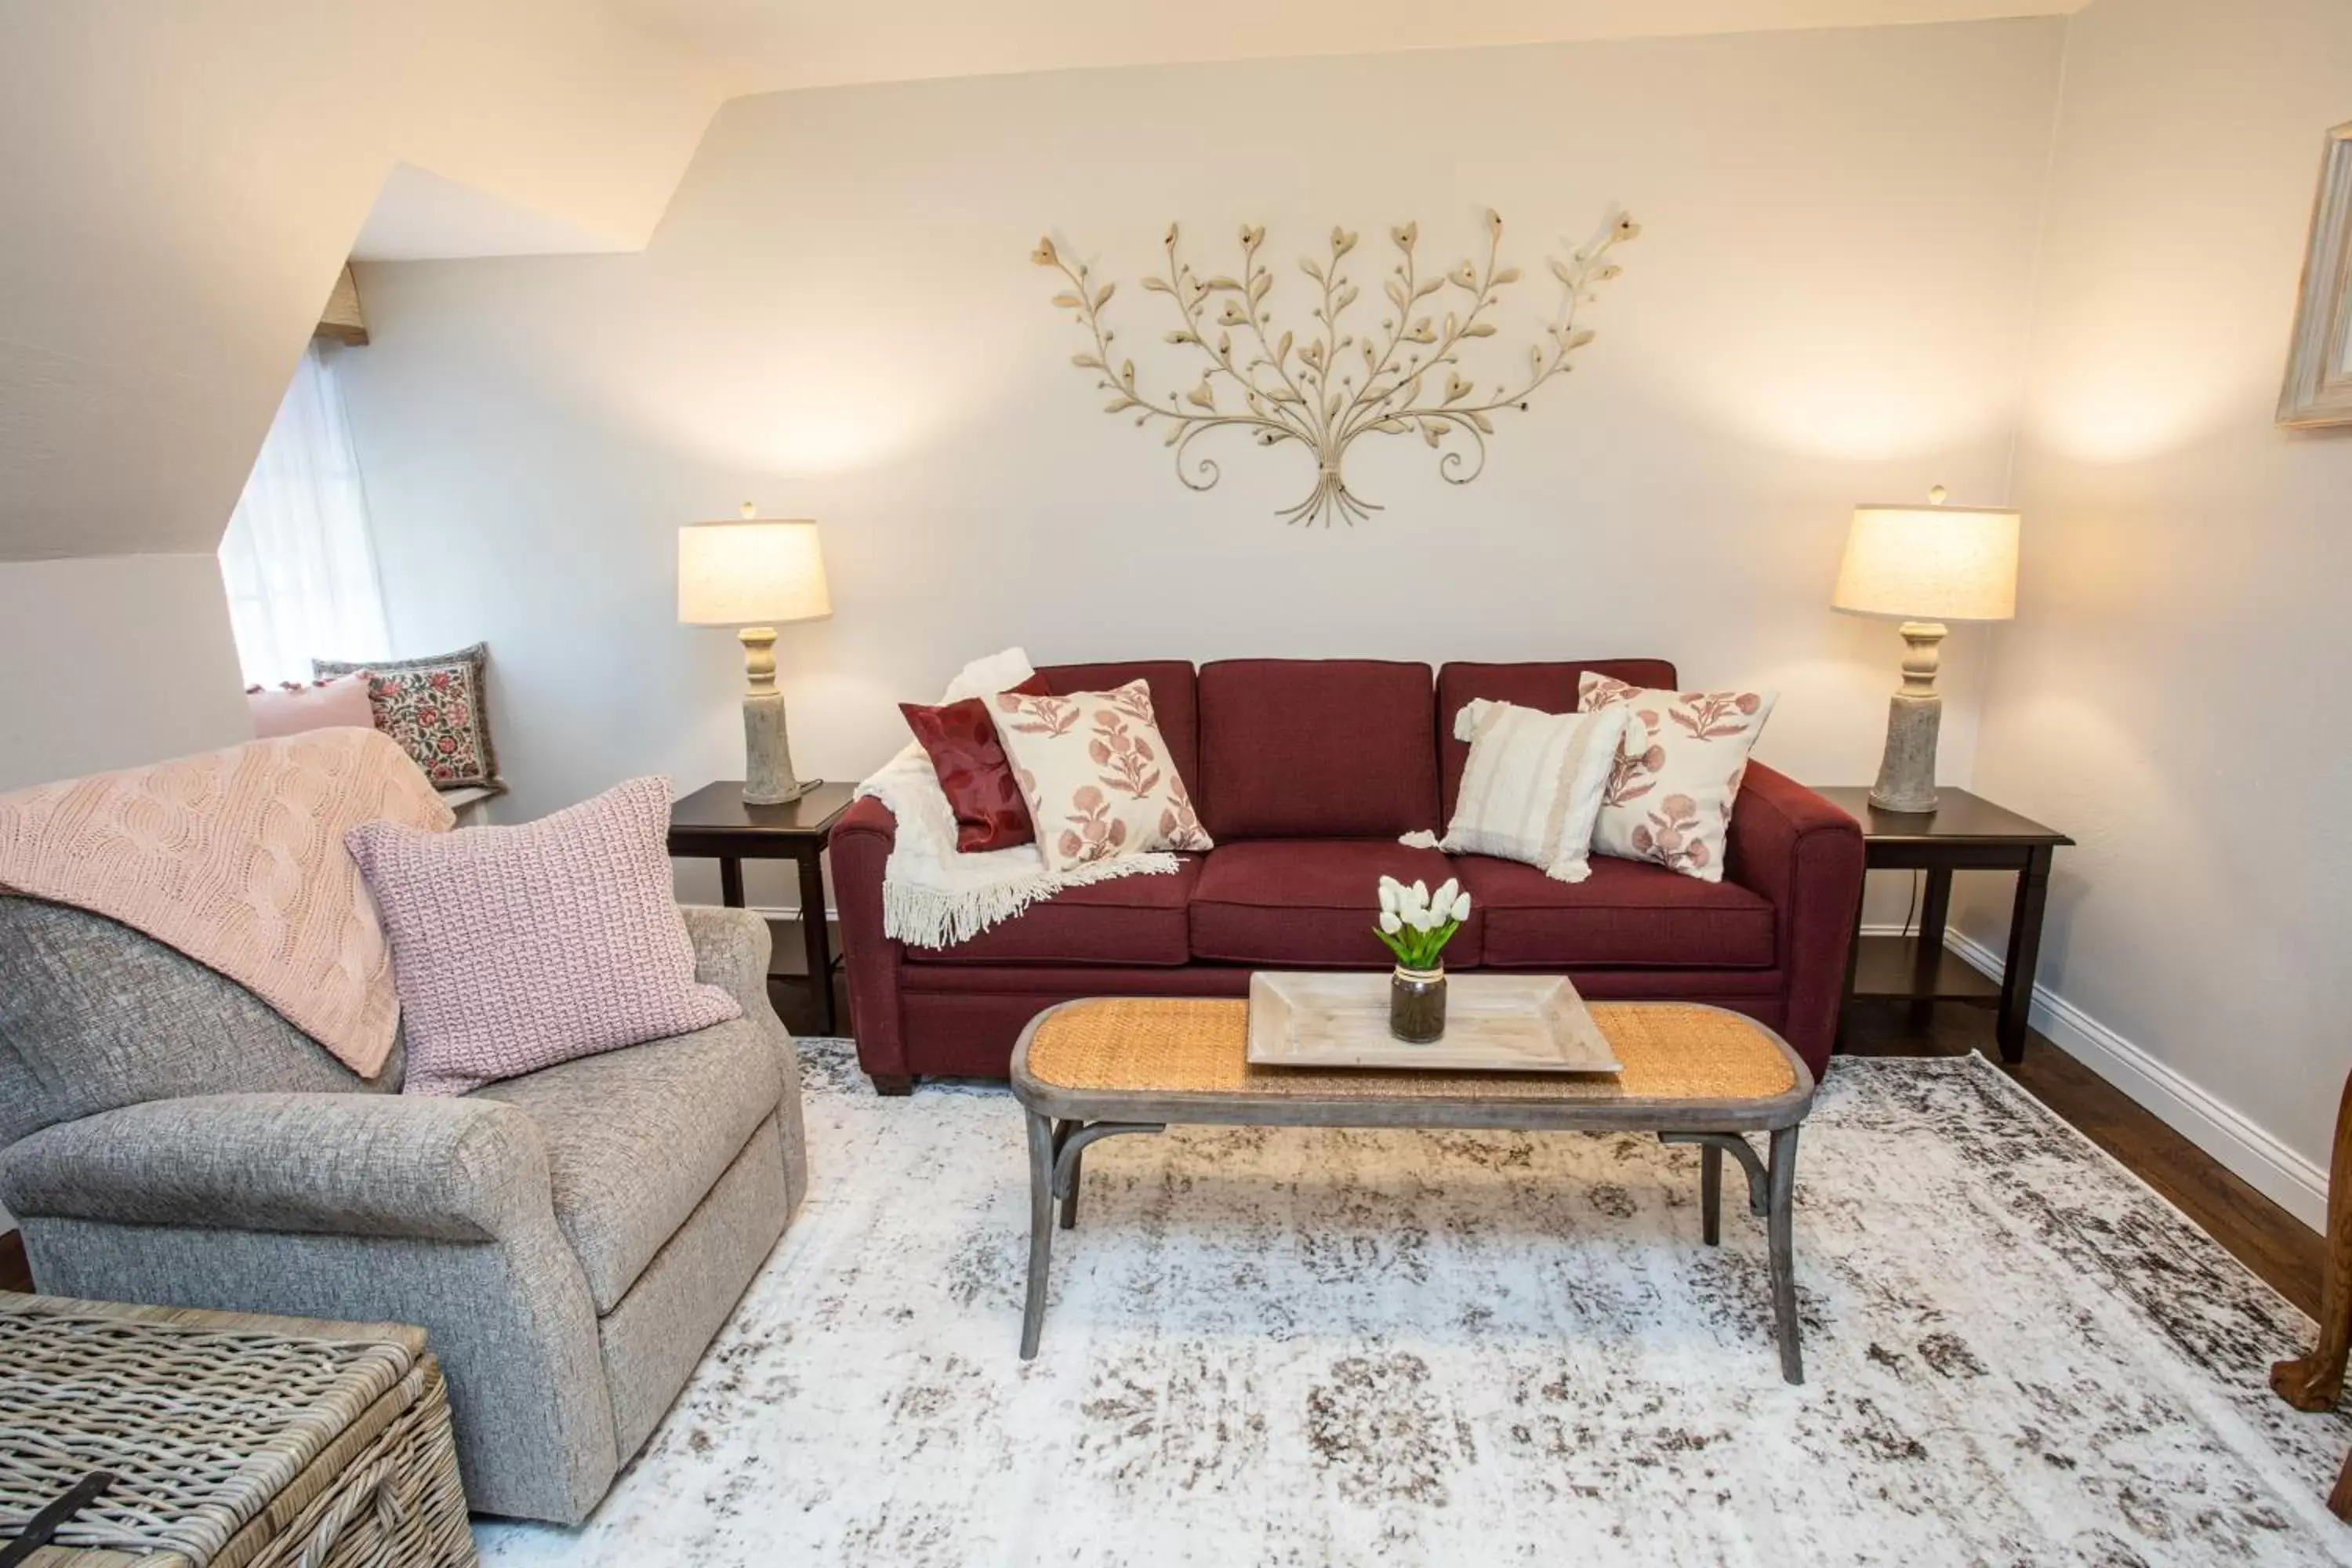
1438,699 -> 1632,884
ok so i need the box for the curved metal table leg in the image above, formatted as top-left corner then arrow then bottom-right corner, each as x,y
1054,1120 -> 1164,1232
1700,1142 -> 1722,1247
1659,1131 -> 1769,1216
1051,1120 -> 1079,1229
1768,1125 -> 1803,1385
1022,1116 -> 1165,1357
1021,1111 -> 1056,1359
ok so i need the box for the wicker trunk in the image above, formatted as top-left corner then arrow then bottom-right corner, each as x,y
0,1293 -> 475,1568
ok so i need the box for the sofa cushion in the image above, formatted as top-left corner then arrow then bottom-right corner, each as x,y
1436,660 -> 1679,819
906,858 -> 1203,967
1197,659 -> 1438,840
1189,840 -> 1480,967
1453,853 -> 1775,970
1035,662 -> 1202,811
471,1018 -> 781,1314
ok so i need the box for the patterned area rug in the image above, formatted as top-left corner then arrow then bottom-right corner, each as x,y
478,1044 -> 2352,1566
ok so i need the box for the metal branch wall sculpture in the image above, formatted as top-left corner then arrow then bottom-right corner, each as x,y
1031,210 -> 1637,526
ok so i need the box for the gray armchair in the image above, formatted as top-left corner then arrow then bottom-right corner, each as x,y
0,896 -> 806,1524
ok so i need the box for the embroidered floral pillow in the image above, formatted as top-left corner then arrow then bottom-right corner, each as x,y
1577,674 -> 1777,884
991,680 -> 1213,873
315,644 -> 499,792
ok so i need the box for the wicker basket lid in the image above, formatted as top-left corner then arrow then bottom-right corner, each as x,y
0,1293 -> 423,1567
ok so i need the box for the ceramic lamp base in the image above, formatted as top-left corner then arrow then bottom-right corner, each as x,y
1868,620 -> 1946,815
741,690 -> 814,806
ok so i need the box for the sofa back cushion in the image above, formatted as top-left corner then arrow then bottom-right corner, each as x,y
0,895 -> 388,1147
1437,661 -> 1679,819
1035,662 -> 1202,812
1198,659 -> 1439,839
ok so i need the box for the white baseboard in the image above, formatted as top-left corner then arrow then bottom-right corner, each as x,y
1860,921 -> 2327,1232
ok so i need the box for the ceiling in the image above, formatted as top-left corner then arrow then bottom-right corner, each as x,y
605,0 -> 2082,96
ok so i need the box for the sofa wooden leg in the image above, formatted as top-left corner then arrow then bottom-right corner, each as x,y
869,1073 -> 915,1097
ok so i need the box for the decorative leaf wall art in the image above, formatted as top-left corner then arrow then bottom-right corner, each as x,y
1032,210 -> 1637,526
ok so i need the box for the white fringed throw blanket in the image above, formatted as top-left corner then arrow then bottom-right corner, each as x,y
854,648 -> 1177,949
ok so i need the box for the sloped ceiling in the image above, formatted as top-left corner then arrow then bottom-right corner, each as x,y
605,0 -> 2082,95
0,1 -> 723,562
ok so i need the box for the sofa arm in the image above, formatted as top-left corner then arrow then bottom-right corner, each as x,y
1724,762 -> 1865,1075
0,1091 -> 553,1243
832,795 -> 909,1084
682,903 -> 776,1018
679,902 -> 811,1210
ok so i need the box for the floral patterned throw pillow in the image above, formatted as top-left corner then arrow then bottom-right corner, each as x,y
315,643 -> 499,792
1577,673 -> 1777,884
991,680 -> 1213,873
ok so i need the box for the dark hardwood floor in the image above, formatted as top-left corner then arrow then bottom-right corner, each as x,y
3,968 -> 2322,1319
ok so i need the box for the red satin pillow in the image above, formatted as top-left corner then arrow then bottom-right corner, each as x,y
901,673 -> 1050,852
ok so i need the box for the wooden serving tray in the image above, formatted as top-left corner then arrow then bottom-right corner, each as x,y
1245,971 -> 1621,1073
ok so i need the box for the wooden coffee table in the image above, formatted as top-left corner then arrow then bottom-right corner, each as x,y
1010,996 -> 1818,1381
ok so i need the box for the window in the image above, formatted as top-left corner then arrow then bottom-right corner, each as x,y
218,343 -> 391,686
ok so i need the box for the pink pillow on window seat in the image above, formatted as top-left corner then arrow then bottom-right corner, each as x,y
247,672 -> 375,739
346,775 -> 740,1096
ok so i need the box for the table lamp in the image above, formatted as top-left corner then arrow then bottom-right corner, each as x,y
1831,486 -> 2019,813
679,506 -> 833,805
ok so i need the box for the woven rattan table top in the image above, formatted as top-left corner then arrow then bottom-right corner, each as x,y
1020,997 -> 1801,1109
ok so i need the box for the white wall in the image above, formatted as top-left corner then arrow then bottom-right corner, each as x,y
0,557 -> 249,792
0,0 -> 722,793
343,20 -> 2067,908
1958,0 -> 2352,1222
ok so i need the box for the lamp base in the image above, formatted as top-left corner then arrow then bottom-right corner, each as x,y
742,689 -> 813,807
1867,619 -> 1946,814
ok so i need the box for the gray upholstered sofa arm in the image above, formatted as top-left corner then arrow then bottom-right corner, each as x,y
0,1091 -> 552,1243
681,903 -> 775,1018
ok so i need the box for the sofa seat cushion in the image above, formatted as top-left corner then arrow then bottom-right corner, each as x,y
1189,840 -> 1480,967
1454,854 -> 1774,970
471,1018 -> 781,1313
906,858 -> 1203,967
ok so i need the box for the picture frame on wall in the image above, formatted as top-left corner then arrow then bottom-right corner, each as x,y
2279,121 -> 2352,429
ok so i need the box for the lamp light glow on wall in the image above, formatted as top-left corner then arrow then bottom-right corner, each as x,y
679,506 -> 832,805
1831,487 -> 2019,814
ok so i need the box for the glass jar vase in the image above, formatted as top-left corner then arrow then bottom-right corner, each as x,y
1389,963 -> 1447,1044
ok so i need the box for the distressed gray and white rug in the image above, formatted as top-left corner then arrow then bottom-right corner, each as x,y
479,1043 -> 2352,1566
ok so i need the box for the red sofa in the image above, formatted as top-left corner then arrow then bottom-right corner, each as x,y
836,658 -> 1864,1092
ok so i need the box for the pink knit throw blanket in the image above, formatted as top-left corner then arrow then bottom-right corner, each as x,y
0,729 -> 454,1077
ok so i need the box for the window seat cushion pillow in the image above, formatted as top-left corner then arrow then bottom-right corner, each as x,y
315,643 -> 498,790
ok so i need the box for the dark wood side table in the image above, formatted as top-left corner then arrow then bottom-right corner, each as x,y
669,780 -> 856,1036
1818,786 -> 2072,1063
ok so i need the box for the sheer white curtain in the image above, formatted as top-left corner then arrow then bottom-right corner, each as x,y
218,343 -> 391,686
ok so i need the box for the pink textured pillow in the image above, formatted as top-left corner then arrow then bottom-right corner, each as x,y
248,673 -> 375,739
347,776 -> 740,1096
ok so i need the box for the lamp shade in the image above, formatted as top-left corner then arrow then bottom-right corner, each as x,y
1831,503 -> 2019,622
677,520 -> 832,626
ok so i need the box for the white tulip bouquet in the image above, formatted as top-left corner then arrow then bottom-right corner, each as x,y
1374,875 -> 1472,972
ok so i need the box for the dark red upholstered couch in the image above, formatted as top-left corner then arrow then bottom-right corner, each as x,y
835,659 -> 1864,1092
